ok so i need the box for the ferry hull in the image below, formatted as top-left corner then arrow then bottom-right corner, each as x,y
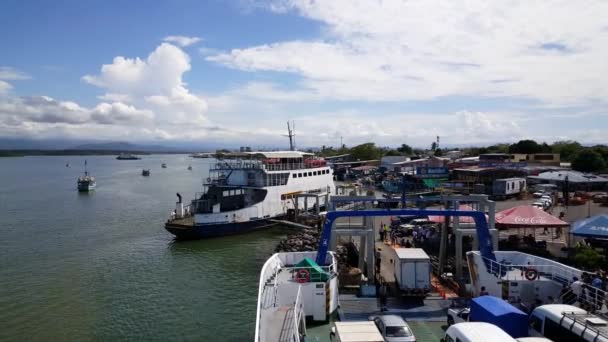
77,183 -> 96,192
165,219 -> 275,240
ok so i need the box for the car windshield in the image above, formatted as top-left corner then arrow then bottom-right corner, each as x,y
386,326 -> 412,337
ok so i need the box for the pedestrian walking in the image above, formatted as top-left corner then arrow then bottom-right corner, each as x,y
375,248 -> 382,274
379,282 -> 388,311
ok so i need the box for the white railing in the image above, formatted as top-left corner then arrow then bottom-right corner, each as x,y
255,254 -> 283,342
480,253 -> 607,314
289,286 -> 305,342
254,252 -> 337,342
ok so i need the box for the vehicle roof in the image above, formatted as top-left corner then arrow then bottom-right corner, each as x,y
217,151 -> 314,159
334,321 -> 384,342
374,315 -> 408,326
394,248 -> 430,260
446,322 -> 516,341
516,338 -> 554,342
531,304 -> 587,320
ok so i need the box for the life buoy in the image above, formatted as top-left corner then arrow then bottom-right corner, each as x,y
206,177 -> 211,183
295,269 -> 310,283
525,268 -> 538,281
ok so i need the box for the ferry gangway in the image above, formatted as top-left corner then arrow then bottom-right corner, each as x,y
315,207 -> 497,272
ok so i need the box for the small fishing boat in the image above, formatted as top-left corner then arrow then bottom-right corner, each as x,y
161,163 -> 167,168
77,160 -> 96,192
142,169 -> 150,176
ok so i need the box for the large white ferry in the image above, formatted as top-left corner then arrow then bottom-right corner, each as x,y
165,151 -> 335,239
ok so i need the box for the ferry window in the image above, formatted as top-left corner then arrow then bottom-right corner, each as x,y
529,316 -> 542,332
223,190 -> 229,197
298,173 -> 302,177
313,171 -> 317,176
303,173 -> 307,177
544,318 -> 586,342
292,173 -> 296,178
308,172 -> 312,176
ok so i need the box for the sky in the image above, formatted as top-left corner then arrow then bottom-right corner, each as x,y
1,0 -> 607,149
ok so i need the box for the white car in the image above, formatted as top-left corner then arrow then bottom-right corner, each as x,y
447,307 -> 470,326
533,192 -> 545,198
532,202 -> 545,209
369,315 -> 417,342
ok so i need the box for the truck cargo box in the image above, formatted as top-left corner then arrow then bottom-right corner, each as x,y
393,248 -> 431,294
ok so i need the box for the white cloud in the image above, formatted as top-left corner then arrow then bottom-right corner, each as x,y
208,0 -> 608,106
0,43 -> 212,141
97,93 -> 132,102
0,67 -> 31,81
91,102 -> 154,124
0,80 -> 12,94
83,42 -> 208,125
163,35 -> 202,47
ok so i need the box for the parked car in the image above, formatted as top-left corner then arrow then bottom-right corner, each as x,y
447,307 -> 470,326
533,191 -> 545,198
532,202 -> 545,209
369,315 -> 416,342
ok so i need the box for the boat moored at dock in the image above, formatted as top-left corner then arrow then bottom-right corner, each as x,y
165,151 -> 335,239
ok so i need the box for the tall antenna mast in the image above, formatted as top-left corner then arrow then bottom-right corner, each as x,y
286,121 -> 296,151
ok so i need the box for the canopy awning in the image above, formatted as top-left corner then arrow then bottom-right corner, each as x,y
428,204 -> 487,224
571,215 -> 608,239
495,205 -> 569,229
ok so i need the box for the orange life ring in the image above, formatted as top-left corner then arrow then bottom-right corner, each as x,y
525,268 -> 538,281
295,269 -> 310,283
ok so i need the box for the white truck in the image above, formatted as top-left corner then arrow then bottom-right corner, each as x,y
330,321 -> 384,342
393,248 -> 431,296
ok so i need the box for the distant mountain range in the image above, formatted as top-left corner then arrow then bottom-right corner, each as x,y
0,138 -> 206,152
71,141 -> 184,152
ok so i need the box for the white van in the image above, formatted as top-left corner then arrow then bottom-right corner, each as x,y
528,304 -> 608,342
442,322 -> 517,342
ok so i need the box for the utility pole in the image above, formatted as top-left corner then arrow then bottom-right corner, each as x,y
340,136 -> 343,149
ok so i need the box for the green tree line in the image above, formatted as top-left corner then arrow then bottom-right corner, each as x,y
317,139 -> 608,173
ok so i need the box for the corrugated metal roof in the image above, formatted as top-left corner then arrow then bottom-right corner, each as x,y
528,170 -> 608,183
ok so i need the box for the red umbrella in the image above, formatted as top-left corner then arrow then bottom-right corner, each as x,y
428,204 -> 487,224
495,205 -> 568,229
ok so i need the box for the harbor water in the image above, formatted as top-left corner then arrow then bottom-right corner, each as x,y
0,155 -> 286,341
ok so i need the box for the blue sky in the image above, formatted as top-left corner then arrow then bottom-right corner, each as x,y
1,0 -> 607,148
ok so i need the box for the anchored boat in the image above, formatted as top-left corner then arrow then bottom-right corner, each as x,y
116,153 -> 141,160
77,160 -> 96,192
165,151 -> 335,239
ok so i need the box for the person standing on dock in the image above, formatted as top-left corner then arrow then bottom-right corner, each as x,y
379,281 -> 388,311
379,224 -> 385,242
383,224 -> 389,243
375,248 -> 382,275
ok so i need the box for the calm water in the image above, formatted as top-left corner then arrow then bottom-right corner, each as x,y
0,155 -> 286,341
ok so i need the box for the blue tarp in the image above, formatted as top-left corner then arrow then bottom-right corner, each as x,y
470,296 -> 528,338
571,215 -> 608,239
